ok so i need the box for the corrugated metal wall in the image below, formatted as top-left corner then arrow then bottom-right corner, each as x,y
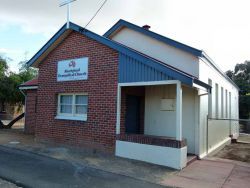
119,53 -> 174,83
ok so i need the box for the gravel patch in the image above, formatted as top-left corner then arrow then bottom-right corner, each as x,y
213,142 -> 250,163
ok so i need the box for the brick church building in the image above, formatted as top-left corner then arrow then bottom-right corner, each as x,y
19,20 -> 239,169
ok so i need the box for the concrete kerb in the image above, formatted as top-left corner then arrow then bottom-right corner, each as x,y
0,145 -> 166,187
0,130 -> 178,185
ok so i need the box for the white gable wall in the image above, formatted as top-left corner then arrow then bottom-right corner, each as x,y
110,28 -> 200,77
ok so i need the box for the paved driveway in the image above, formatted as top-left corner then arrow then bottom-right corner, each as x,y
162,136 -> 250,188
0,146 -> 166,188
162,158 -> 250,188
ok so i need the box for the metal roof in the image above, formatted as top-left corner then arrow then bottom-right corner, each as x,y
26,22 -> 211,90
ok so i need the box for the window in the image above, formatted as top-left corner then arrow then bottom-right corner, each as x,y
56,93 -> 88,121
225,89 -> 228,118
229,92 -> 231,119
221,87 -> 224,118
208,79 -> 212,118
215,83 -> 219,118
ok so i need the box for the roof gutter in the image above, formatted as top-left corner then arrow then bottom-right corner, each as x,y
193,78 -> 212,93
19,86 -> 38,90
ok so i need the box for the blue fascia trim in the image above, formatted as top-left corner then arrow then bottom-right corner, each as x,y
104,19 -> 203,57
26,22 -> 196,87
25,21 -> 210,89
27,23 -> 68,67
70,23 -> 194,84
26,21 -> 195,86
103,19 -> 124,37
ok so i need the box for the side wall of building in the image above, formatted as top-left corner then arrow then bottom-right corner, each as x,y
198,58 -> 239,157
24,89 -> 37,134
36,31 -> 119,152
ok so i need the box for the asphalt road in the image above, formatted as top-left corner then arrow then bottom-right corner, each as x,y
0,178 -> 20,188
0,146 -> 166,188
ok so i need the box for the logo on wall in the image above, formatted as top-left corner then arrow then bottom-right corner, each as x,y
57,57 -> 88,82
69,61 -> 76,68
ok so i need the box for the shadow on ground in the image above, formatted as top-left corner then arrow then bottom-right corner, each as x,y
0,129 -> 176,185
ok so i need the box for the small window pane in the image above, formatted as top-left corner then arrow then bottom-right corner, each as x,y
75,105 -> 87,114
76,95 -> 88,104
60,105 -> 72,113
60,95 -> 72,104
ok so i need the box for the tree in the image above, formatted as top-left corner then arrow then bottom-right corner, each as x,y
0,55 -> 37,127
0,56 -> 38,107
226,61 -> 250,95
0,57 -> 8,78
225,70 -> 234,80
226,61 -> 250,123
0,57 -> 10,108
16,60 -> 38,105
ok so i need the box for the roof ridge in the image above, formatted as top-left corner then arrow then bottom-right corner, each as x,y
71,22 -> 196,79
103,19 -> 203,57
25,21 -> 211,89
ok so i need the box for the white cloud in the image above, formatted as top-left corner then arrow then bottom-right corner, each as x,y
0,0 -> 249,71
0,48 -> 27,72
0,48 -> 22,54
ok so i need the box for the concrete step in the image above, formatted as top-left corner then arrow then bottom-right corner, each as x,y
187,154 -> 197,166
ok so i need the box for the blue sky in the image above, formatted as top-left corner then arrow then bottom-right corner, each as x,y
0,0 -> 249,73
0,24 -> 48,72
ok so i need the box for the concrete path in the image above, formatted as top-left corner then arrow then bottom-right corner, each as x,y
0,146 -> 167,188
161,159 -> 250,188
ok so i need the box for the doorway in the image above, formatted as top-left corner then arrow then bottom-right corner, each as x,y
125,95 -> 141,134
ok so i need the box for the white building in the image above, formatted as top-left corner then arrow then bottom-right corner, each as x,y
105,20 -> 239,169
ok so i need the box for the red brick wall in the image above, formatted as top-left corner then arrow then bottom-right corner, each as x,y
24,89 -> 37,134
36,31 -> 119,152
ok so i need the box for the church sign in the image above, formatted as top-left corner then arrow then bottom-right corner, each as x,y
57,57 -> 88,82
